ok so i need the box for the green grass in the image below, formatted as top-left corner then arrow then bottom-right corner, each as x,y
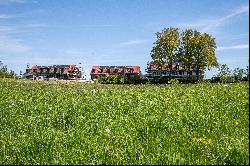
0,79 -> 249,164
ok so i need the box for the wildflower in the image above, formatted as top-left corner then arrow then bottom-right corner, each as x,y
105,128 -> 111,134
192,137 -> 213,145
202,138 -> 212,145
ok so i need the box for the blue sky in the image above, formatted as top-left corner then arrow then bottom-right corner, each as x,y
0,0 -> 249,79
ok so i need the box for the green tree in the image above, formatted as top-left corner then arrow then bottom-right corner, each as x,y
244,61 -> 249,80
233,67 -> 244,81
0,61 -> 17,78
216,64 -> 236,83
179,29 -> 195,76
151,27 -> 180,77
217,64 -> 231,77
179,29 -> 218,79
245,66 -> 249,80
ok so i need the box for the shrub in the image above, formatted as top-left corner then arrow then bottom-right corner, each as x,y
186,76 -> 199,83
233,68 -> 244,81
0,61 -> 17,78
168,78 -> 180,84
220,76 -> 236,83
97,74 -> 129,84
127,77 -> 148,84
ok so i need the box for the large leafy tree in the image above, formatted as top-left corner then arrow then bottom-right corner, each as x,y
150,27 -> 180,76
179,29 -> 218,78
233,67 -> 244,81
217,64 -> 231,78
0,61 -> 16,78
179,29 -> 195,76
195,32 -> 218,77
151,28 -> 218,79
245,65 -> 249,80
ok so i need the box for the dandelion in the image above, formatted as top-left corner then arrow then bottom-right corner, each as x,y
192,138 -> 213,145
202,138 -> 213,145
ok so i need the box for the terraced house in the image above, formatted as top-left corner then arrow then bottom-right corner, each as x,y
90,66 -> 141,80
23,64 -> 83,80
145,61 -> 204,79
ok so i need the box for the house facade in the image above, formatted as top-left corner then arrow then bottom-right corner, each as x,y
23,64 -> 83,80
90,66 -> 141,80
145,61 -> 204,79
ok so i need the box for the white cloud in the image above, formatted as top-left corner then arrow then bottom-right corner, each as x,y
180,4 -> 249,33
0,23 -> 46,35
217,44 -> 249,51
217,5 -> 249,23
216,33 -> 249,40
0,0 -> 26,5
0,14 -> 15,19
23,23 -> 46,28
0,25 -> 14,31
119,39 -> 151,47
44,24 -> 119,29
0,35 -> 30,53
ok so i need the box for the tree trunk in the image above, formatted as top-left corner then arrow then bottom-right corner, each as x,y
188,65 -> 191,78
196,67 -> 199,77
196,66 -> 203,80
168,61 -> 172,80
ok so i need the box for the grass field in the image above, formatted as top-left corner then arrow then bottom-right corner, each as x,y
0,79 -> 249,164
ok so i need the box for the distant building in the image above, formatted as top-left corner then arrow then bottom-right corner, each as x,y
90,66 -> 141,80
23,64 -> 83,80
145,61 -> 204,79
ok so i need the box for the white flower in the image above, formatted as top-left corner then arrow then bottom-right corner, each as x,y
105,128 -> 111,133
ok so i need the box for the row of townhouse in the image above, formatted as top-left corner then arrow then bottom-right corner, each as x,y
23,64 -> 82,80
23,61 -> 203,80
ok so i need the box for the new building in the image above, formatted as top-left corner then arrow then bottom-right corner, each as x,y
145,61 -> 204,79
23,64 -> 83,80
90,66 -> 141,80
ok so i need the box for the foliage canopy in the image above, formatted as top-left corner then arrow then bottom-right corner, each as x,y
150,28 -> 219,78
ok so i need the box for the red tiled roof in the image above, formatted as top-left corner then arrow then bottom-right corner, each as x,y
90,66 -> 141,75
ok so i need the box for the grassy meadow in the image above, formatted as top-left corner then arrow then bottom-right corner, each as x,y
0,79 -> 249,164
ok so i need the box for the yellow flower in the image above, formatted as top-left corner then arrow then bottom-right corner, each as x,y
202,138 -> 212,145
191,137 -> 213,145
